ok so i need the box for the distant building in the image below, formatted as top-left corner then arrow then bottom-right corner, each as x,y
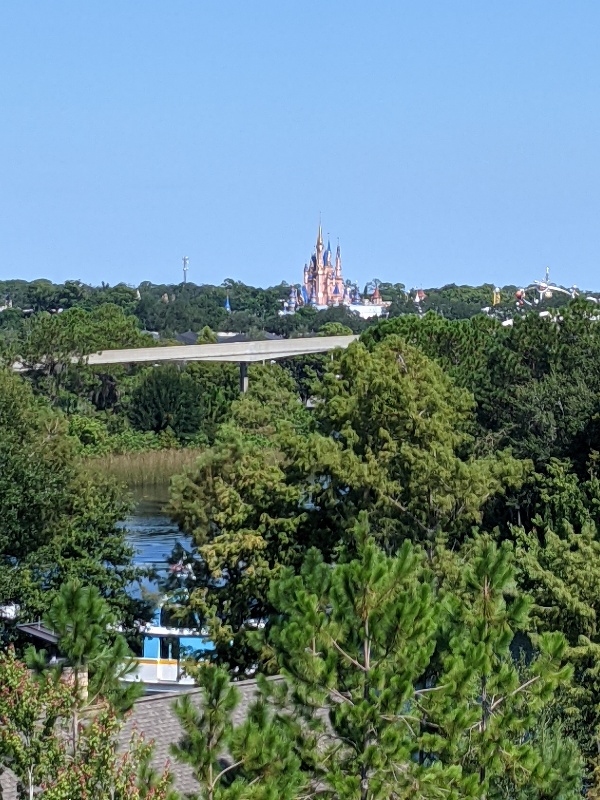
281,224 -> 390,319
303,224 -> 347,307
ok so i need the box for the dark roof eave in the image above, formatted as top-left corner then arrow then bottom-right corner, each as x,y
16,622 -> 60,645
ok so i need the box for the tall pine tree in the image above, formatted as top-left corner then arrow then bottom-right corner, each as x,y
265,515 -> 581,800
171,664 -> 305,800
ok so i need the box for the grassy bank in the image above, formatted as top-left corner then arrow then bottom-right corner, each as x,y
83,448 -> 202,487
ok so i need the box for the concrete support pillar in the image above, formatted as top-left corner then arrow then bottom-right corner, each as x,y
239,361 -> 249,393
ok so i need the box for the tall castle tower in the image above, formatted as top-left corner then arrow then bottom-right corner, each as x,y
303,223 -> 345,307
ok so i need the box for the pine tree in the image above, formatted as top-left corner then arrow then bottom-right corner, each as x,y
265,515 -> 581,800
171,666 -> 238,800
266,512 -> 472,799
425,537 -> 580,799
43,581 -> 141,709
493,715 -> 582,800
512,466 -> 600,772
26,581 -> 142,753
171,664 -> 304,800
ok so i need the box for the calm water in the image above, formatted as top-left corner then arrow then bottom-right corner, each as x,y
121,485 -> 192,582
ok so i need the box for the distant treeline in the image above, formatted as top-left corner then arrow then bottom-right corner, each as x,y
2,277 -> 599,461
1,277 -> 585,340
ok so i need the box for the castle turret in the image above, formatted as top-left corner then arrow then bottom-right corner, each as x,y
334,242 -> 344,299
288,285 -> 297,311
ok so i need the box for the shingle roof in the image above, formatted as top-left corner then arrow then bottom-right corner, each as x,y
121,678 -> 267,796
0,770 -> 18,800
175,330 -> 198,345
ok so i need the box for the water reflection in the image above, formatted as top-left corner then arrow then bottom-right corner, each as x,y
121,485 -> 192,585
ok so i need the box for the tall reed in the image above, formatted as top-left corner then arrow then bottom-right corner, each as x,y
83,448 -> 202,487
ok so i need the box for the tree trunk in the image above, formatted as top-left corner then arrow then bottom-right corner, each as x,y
480,670 -> 489,798
360,624 -> 371,800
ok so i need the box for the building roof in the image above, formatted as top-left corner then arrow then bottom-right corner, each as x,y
0,771 -> 18,799
16,621 -> 60,645
121,677 -> 267,795
175,330 -> 198,345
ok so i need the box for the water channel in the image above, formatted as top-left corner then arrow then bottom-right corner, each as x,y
121,485 -> 192,592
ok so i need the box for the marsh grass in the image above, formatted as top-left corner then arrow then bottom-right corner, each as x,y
83,448 -> 202,487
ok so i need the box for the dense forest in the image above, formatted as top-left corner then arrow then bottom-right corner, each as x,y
163,299 -> 600,793
4,280 -> 600,795
1,276 -> 597,455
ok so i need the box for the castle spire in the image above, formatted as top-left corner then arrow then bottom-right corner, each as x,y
316,220 -> 324,273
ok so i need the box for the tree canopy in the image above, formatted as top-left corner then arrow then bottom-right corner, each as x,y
0,368 -> 142,629
5,277 -> 600,792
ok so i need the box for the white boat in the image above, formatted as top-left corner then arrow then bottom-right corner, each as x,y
124,606 -> 215,692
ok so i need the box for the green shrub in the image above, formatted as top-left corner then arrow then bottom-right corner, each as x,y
68,414 -> 112,456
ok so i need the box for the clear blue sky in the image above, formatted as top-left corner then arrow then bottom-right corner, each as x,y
2,2 -> 600,291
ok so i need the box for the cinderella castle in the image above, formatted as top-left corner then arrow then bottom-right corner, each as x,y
303,224 -> 348,306
282,224 -> 388,318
